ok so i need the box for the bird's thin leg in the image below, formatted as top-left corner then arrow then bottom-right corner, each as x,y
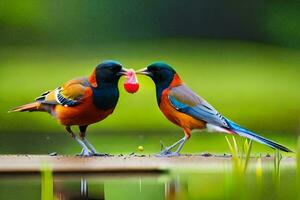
160,137 -> 186,154
79,126 -> 97,153
174,137 -> 188,154
157,137 -> 187,157
65,126 -> 91,156
157,129 -> 191,157
82,138 -> 97,154
79,126 -> 107,156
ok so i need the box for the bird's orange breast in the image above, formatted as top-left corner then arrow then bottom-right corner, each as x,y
159,89 -> 206,131
54,88 -> 114,126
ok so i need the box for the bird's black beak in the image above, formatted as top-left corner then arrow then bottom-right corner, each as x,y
117,68 -> 129,76
136,68 -> 152,76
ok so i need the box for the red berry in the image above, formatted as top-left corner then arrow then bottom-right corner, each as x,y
124,69 -> 139,93
124,82 -> 139,93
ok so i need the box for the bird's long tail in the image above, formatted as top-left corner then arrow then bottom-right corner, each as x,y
9,102 -> 42,112
225,118 -> 292,152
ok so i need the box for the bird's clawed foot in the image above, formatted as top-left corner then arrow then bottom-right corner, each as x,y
77,149 -> 109,157
156,141 -> 179,157
155,139 -> 184,157
77,148 -> 109,157
156,151 -> 180,157
77,148 -> 93,157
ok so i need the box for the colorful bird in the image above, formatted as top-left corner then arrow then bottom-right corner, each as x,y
137,62 -> 292,156
10,60 -> 129,156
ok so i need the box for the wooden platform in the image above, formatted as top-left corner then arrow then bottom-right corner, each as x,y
0,155 -> 295,173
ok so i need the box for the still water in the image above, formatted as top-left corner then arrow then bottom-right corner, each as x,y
0,167 -> 298,200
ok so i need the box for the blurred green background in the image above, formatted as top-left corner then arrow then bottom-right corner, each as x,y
0,0 -> 299,154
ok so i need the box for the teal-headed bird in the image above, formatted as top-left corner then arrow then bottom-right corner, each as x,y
137,62 -> 292,156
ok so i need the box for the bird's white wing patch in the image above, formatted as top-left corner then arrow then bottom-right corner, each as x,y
206,123 -> 231,133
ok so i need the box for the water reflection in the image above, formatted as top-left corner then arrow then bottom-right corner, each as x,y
0,169 -> 297,200
54,174 -> 170,200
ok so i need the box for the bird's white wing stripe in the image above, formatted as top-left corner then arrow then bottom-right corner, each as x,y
206,123 -> 231,133
54,87 -> 62,104
54,87 -> 79,107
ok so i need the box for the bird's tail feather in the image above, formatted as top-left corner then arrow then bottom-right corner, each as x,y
225,118 -> 293,152
9,102 -> 42,113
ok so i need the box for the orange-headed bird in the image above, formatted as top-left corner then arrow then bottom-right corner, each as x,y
137,62 -> 292,156
10,61 -> 129,156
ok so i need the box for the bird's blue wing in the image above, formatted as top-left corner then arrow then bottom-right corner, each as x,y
168,85 -> 292,152
168,85 -> 229,128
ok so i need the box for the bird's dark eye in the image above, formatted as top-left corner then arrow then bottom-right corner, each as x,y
110,66 -> 120,73
151,67 -> 160,72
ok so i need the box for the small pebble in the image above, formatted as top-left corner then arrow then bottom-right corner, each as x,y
266,153 -> 271,157
200,152 -> 212,157
49,152 -> 57,156
134,154 -> 146,157
217,153 -> 231,157
93,153 -> 110,157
